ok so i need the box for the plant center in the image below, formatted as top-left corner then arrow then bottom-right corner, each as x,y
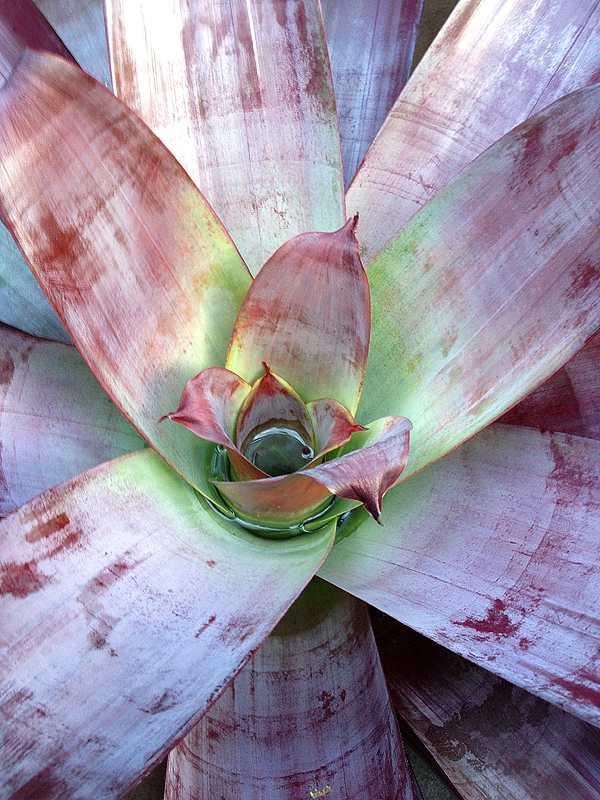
241,420 -> 314,476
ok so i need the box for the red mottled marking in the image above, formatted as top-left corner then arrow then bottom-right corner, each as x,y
218,614 -> 254,646
0,560 -> 50,598
548,436 -> 599,507
206,559 -> 217,568
143,690 -> 178,715
195,614 -> 217,638
547,130 -> 580,172
9,765 -> 68,800
0,688 -> 33,717
542,668 -> 600,709
319,690 -> 335,720
0,353 -> 14,384
25,513 -> 70,543
568,261 -> 600,300
455,599 -> 519,638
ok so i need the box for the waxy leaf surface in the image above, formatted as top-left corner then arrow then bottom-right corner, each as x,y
377,622 -> 600,800
166,580 -> 415,799
106,0 -> 345,274
0,450 -> 335,799
34,0 -> 112,86
0,52 -> 251,508
361,85 -> 600,478
0,325 -> 140,515
322,0 -> 423,187
0,2 -> 71,341
349,0 -> 600,263
502,331 -> 600,441
227,218 -> 370,414
320,425 -> 600,727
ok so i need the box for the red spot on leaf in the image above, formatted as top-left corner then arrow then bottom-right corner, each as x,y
142,689 -> 178,715
25,513 -> 70,543
0,560 -> 51,598
0,354 -> 14,385
455,599 -> 519,638
195,614 -> 217,638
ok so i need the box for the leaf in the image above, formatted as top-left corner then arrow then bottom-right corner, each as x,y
361,84 -> 600,480
165,579 -> 416,799
376,620 -> 600,800
105,0 -> 345,274
502,330 -> 600,440
0,449 -> 335,798
322,0 -> 424,187
306,397 -> 366,459
0,324 -> 141,514
348,0 -> 600,263
215,415 -> 411,525
0,51 -> 252,510
34,0 -> 112,87
320,424 -> 600,727
0,2 -> 72,342
227,217 -> 370,414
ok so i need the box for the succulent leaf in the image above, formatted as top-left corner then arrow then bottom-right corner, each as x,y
362,84 -> 600,485
350,0 -> 600,264
105,0 -> 345,274
320,424 -> 600,728
0,51 -> 252,509
227,216 -> 370,415
0,448 -> 335,797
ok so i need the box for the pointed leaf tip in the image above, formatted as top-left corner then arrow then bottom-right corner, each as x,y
227,221 -> 370,413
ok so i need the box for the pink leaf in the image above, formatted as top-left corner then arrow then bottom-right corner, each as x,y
502,331 -> 600,440
227,217 -> 370,415
307,397 -> 366,459
322,0 -> 424,186
376,620 -> 600,800
362,84 -> 600,482
349,0 -> 600,264
0,324 -> 140,515
0,51 -> 251,507
0,0 -> 72,86
165,581 -> 416,799
320,424 -> 600,727
0,450 -> 335,798
105,0 -> 345,274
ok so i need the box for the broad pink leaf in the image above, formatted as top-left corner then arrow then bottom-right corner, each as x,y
376,621 -> 600,800
0,325 -> 140,514
160,366 -> 263,482
34,0 -> 111,86
0,2 -> 72,342
322,0 -> 423,187
215,415 -> 411,525
0,52 -> 252,509
307,398 -> 366,458
105,0 -> 345,274
0,450 -> 335,798
165,580 -> 415,800
361,85 -> 600,480
349,0 -> 600,263
320,424 -> 600,727
502,331 -> 600,440
227,218 -> 370,414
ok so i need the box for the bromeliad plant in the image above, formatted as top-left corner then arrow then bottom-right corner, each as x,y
0,1 -> 599,799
